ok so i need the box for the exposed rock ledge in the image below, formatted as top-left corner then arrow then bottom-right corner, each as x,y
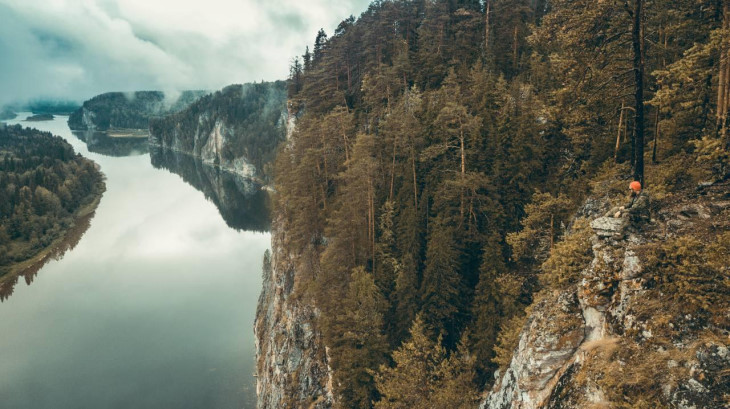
481,194 -> 729,409
255,221 -> 334,409
149,118 -> 258,181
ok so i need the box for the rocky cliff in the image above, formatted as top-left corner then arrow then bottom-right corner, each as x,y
68,91 -> 205,131
254,102 -> 334,408
255,220 -> 334,409
149,82 -> 287,181
482,180 -> 730,409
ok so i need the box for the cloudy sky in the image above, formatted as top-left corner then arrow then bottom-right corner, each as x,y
0,0 -> 373,106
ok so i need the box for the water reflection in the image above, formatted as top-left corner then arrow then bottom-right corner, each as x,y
72,130 -> 150,157
150,147 -> 270,232
0,208 -> 95,302
0,114 -> 267,409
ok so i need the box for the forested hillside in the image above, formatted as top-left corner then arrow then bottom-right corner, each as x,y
269,0 -> 730,407
0,109 -> 17,121
68,90 -> 206,131
0,124 -> 105,276
149,82 -> 287,180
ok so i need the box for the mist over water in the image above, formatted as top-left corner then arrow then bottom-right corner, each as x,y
0,115 -> 268,409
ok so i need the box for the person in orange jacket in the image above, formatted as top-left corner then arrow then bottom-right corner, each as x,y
610,181 -> 650,223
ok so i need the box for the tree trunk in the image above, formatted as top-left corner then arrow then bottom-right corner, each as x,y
653,104 -> 660,163
367,178 -> 374,274
720,21 -> 730,143
718,4 -> 729,137
460,130 -> 466,222
485,0 -> 491,58
513,25 -> 519,72
370,179 -> 376,274
411,143 -> 418,210
632,0 -> 645,186
615,103 -> 625,163
389,139 -> 397,202
549,213 -> 554,253
338,116 -> 350,162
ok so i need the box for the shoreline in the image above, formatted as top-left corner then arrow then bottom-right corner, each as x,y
149,142 -> 268,185
0,181 -> 106,289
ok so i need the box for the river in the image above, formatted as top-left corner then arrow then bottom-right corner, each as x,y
0,114 -> 269,409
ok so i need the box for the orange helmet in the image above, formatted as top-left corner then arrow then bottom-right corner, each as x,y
630,181 -> 642,192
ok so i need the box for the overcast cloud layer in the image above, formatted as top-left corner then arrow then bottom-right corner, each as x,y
0,0 -> 372,105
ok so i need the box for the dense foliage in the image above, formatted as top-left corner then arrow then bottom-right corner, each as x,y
0,124 -> 104,276
26,114 -> 54,122
68,90 -> 206,130
149,82 -> 287,177
274,0 -> 730,407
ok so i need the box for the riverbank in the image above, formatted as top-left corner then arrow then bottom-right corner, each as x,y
0,180 -> 106,292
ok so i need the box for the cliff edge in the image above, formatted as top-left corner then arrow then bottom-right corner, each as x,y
255,219 -> 334,409
482,180 -> 730,409
149,82 -> 286,182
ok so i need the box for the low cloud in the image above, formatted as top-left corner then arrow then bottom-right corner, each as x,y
0,0 -> 371,106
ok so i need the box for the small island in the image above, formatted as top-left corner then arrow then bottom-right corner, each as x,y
25,113 -> 55,121
0,124 -> 105,281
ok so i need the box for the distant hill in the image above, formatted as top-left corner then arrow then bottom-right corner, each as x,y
24,100 -> 80,115
1,100 -> 79,121
0,109 -> 16,121
68,90 -> 207,131
149,82 -> 287,181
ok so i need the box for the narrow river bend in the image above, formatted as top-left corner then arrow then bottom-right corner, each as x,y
0,115 -> 268,409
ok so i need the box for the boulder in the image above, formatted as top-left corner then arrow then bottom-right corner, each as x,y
590,216 -> 627,238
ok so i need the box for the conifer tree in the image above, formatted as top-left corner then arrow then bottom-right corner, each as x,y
329,267 -> 388,409
314,28 -> 328,63
374,316 -> 477,409
420,216 -> 465,346
468,235 -> 506,383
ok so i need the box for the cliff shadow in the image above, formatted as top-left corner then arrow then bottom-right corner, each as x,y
150,146 -> 271,233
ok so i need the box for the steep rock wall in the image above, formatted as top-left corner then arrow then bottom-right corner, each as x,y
482,188 -> 730,409
149,82 -> 287,182
255,221 -> 333,409
255,106 -> 334,409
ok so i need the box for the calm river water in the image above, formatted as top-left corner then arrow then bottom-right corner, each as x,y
0,114 -> 269,409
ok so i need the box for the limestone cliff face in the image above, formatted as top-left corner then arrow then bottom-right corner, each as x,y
150,115 -> 258,179
255,221 -> 334,409
255,105 -> 334,409
149,82 -> 287,182
481,186 -> 730,409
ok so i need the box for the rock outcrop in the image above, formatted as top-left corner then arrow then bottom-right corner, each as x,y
482,185 -> 730,409
255,104 -> 333,409
149,82 -> 287,182
255,222 -> 333,409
